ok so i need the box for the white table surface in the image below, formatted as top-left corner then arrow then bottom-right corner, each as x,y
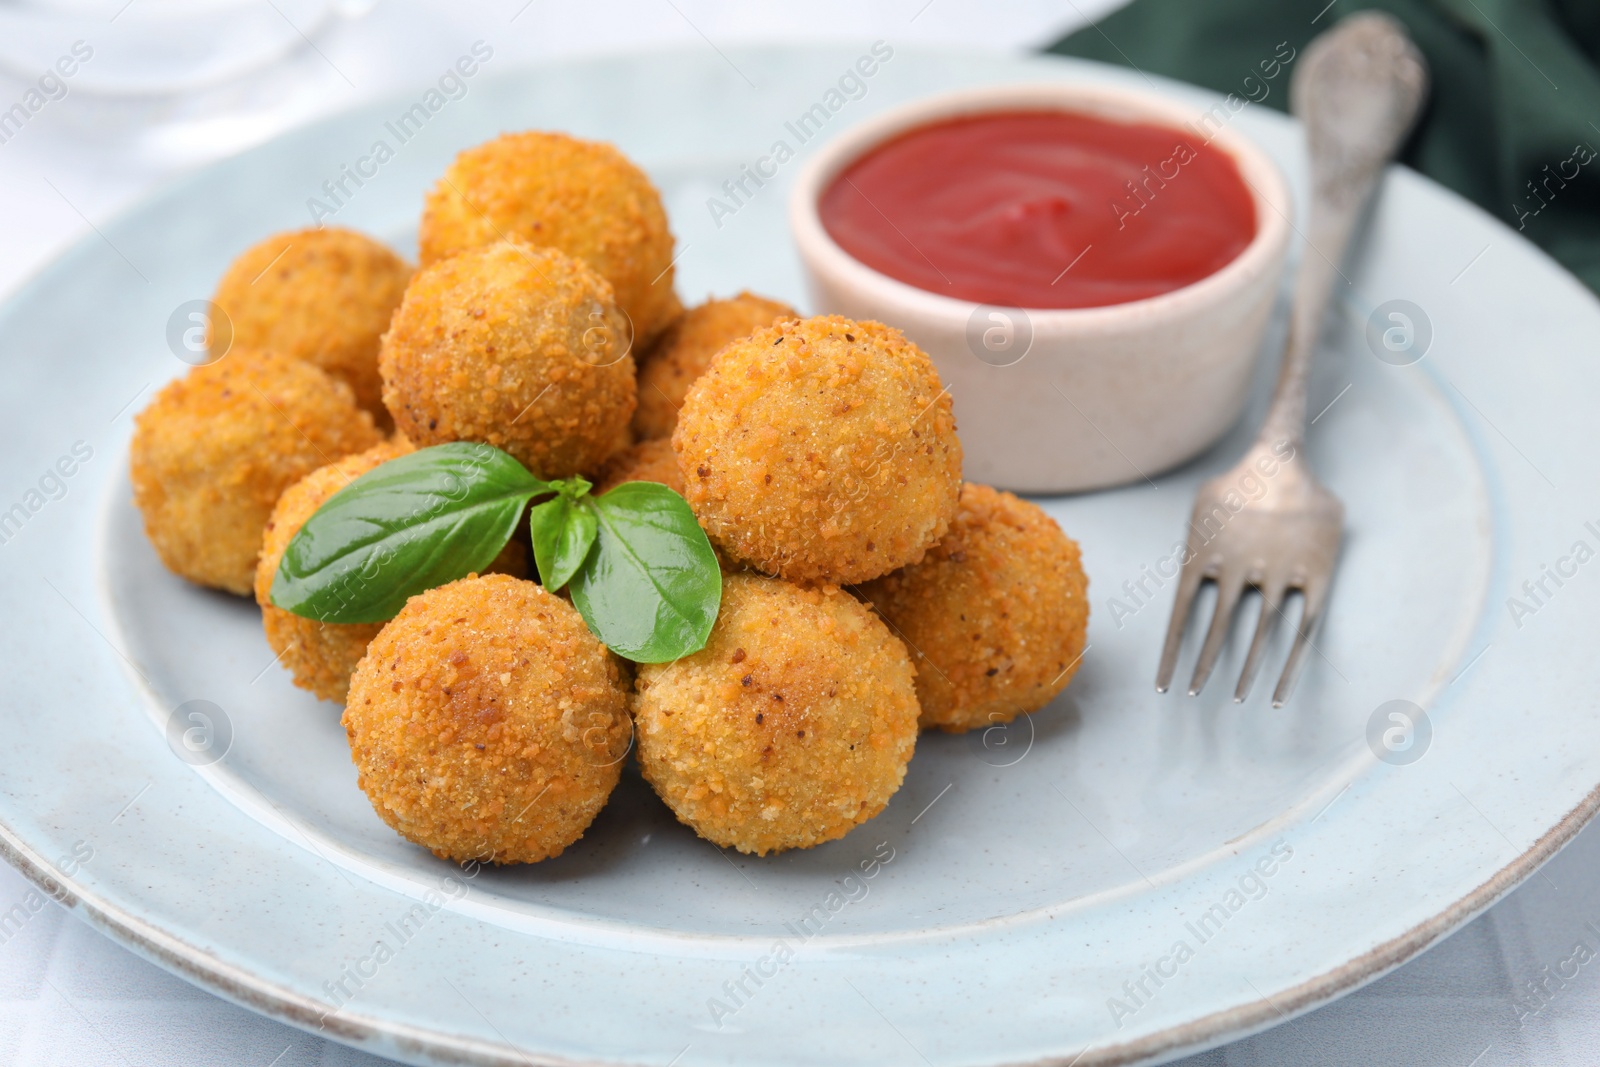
2,2 -> 1596,1064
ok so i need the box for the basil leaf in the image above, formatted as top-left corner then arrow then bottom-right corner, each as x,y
528,483 -> 598,592
270,443 -> 550,624
568,482 -> 721,662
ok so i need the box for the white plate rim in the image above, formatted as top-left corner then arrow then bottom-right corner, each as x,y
4,788 -> 1595,1067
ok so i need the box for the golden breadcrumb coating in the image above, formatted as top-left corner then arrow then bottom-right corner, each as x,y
211,227 -> 411,423
418,131 -> 682,344
634,573 -> 919,855
130,349 -> 381,595
592,437 -> 685,496
860,484 -> 1089,732
254,438 -> 408,702
633,292 -> 797,440
379,241 -> 635,478
673,315 -> 962,585
253,436 -> 528,703
343,574 -> 630,864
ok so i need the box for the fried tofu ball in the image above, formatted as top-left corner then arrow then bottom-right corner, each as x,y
131,349 -> 381,595
673,316 -> 962,585
379,241 -> 635,478
860,485 -> 1089,732
253,437 -> 529,703
634,573 -> 919,855
419,132 -> 682,344
211,228 -> 411,422
343,574 -> 630,864
592,437 -> 685,496
633,292 -> 797,440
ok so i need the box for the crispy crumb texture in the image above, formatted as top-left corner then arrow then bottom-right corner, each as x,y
254,436 -> 527,703
379,240 -> 635,479
130,348 -> 380,595
419,131 -> 682,343
673,315 -> 962,585
344,574 -> 631,864
634,573 -> 919,855
213,227 -> 411,423
861,484 -> 1089,732
634,292 -> 796,440
593,437 -> 685,496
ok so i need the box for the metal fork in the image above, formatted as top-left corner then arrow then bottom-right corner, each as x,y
1156,13 -> 1428,706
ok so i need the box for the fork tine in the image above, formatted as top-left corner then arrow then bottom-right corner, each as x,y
1233,583 -> 1284,703
1188,573 -> 1244,697
1155,561 -> 1206,693
1271,583 -> 1329,707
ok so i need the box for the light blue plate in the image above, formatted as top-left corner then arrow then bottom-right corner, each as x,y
1,45 -> 1596,1067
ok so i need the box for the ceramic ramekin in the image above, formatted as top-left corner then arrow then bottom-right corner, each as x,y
789,82 -> 1292,494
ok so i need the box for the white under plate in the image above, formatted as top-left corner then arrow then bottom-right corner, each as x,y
0,45 -> 1596,1067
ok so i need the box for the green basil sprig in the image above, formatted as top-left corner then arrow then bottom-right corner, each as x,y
527,476 -> 598,593
268,443 -> 721,663
569,482 -> 722,663
269,443 -> 548,625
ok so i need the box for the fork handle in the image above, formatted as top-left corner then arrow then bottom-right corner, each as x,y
1255,13 -> 1428,453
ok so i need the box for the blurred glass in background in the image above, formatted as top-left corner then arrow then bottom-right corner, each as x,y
0,0 -> 381,164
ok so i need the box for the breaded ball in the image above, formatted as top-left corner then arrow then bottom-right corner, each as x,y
254,438 -> 409,702
419,132 -> 682,344
379,241 -> 635,478
211,227 -> 411,421
633,292 -> 796,440
343,574 -> 630,864
131,349 -> 381,595
860,484 -> 1089,732
253,437 -> 529,703
673,316 -> 962,585
592,437 -> 685,496
634,573 -> 919,856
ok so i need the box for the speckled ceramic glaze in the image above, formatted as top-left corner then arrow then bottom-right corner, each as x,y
0,47 -> 1596,1067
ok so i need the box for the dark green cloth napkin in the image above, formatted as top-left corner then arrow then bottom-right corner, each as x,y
1047,0 -> 1600,295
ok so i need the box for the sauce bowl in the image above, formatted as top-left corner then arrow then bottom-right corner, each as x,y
789,82 -> 1292,493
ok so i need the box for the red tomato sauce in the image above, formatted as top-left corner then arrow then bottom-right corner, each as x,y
818,110 -> 1257,309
